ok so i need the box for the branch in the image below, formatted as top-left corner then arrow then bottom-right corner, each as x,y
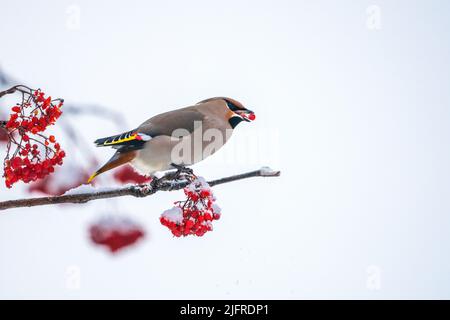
0,167 -> 280,212
0,84 -> 33,99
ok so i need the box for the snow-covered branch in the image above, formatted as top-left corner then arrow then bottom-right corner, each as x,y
0,167 -> 280,211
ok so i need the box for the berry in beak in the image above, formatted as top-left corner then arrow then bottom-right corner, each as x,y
236,110 -> 256,122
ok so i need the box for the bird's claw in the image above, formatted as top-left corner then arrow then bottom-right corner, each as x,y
169,163 -> 195,181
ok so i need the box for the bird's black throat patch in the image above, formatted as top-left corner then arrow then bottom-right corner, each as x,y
229,116 -> 243,129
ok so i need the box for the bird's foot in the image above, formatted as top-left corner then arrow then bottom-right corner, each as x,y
171,163 -> 193,174
149,165 -> 195,187
148,177 -> 161,191
168,163 -> 195,181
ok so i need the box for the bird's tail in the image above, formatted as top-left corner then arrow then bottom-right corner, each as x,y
88,151 -> 137,183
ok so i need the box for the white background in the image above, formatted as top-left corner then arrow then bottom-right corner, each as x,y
1,0 -> 450,299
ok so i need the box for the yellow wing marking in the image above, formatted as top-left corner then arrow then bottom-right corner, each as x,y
102,133 -> 139,146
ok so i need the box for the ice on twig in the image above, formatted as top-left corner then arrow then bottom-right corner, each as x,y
259,166 -> 279,176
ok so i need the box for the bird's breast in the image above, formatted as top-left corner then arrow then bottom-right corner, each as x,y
132,124 -> 232,175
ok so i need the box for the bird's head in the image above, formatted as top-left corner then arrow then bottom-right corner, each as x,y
222,97 -> 255,128
197,97 -> 256,128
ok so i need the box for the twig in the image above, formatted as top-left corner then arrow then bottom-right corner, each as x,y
0,167 -> 280,211
0,85 -> 33,99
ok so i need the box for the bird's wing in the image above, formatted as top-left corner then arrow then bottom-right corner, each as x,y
93,106 -> 205,150
94,129 -> 151,149
137,106 -> 205,137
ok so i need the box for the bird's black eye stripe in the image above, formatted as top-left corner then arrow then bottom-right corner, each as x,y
226,101 -> 240,112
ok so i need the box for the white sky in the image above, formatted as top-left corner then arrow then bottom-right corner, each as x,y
1,0 -> 450,299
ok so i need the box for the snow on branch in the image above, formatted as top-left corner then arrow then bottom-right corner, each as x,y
0,167 -> 280,212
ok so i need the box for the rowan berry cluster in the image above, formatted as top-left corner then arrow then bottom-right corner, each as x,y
113,165 -> 151,184
1,88 -> 65,188
160,177 -> 222,237
89,217 -> 145,253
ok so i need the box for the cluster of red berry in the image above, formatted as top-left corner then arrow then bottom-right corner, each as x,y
113,165 -> 151,184
28,164 -> 90,196
2,89 -> 65,188
5,90 -> 63,133
160,177 -> 222,237
27,164 -> 149,196
89,217 -> 145,253
4,150 -> 65,188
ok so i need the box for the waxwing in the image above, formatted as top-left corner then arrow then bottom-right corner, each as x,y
88,97 -> 255,182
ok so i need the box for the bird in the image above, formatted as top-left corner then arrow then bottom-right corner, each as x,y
87,97 -> 255,183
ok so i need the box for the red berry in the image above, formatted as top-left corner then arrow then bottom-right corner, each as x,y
200,189 -> 211,198
11,157 -> 23,169
204,213 -> 212,221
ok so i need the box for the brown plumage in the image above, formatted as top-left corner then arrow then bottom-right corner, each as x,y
88,97 -> 255,182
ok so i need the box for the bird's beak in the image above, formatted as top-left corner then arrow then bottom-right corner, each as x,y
236,109 -> 256,122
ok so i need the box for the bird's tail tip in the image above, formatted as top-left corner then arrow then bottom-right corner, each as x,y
87,172 -> 99,184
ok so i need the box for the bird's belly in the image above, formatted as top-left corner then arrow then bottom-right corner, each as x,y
131,139 -> 174,175
131,129 -> 231,175
131,156 -> 164,176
